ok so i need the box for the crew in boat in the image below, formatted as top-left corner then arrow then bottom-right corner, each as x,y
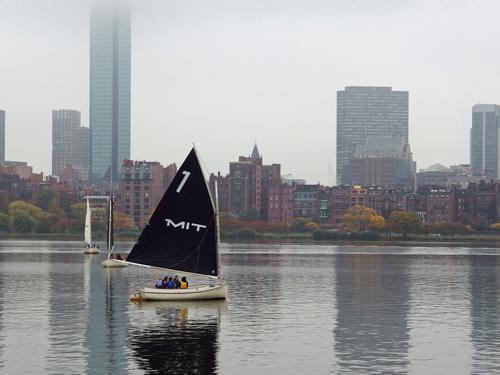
162,276 -> 168,288
180,276 -> 188,289
173,275 -> 180,289
155,278 -> 164,288
166,277 -> 175,289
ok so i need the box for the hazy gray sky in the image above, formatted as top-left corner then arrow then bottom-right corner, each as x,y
2,0 -> 500,184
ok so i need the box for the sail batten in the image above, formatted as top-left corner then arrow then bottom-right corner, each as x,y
126,148 -> 219,277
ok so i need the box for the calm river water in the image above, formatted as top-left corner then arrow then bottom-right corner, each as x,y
0,241 -> 499,374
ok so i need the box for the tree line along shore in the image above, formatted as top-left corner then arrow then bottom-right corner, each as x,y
0,189 -> 498,244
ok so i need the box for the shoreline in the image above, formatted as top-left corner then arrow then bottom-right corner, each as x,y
0,232 -> 498,247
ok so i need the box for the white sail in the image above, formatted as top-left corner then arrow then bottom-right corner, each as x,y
84,199 -> 91,246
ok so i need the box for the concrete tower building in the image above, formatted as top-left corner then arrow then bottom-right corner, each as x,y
470,104 -> 500,178
336,86 -> 409,185
52,110 -> 89,180
90,4 -> 131,183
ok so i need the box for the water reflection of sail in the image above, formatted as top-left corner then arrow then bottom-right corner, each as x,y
128,301 -> 224,374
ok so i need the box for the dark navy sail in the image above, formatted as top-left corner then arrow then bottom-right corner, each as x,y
126,148 -> 218,277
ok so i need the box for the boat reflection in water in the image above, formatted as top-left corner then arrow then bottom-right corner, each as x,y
128,300 -> 225,374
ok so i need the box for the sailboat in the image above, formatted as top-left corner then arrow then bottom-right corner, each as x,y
127,147 -> 227,301
83,198 -> 99,254
102,194 -> 127,268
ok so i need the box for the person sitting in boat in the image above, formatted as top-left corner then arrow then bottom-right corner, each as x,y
173,275 -> 180,289
166,277 -> 175,289
155,278 -> 164,288
161,276 -> 168,288
180,276 -> 188,289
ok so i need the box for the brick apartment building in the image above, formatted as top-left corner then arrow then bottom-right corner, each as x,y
118,160 -> 177,228
210,144 -> 281,221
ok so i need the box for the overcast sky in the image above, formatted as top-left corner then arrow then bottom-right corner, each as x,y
1,0 -> 500,184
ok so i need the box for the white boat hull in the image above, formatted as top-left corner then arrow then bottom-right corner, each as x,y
101,259 -> 127,268
139,283 -> 228,301
83,247 -> 99,254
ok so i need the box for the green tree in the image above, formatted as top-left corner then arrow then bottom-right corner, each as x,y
0,192 -> 13,213
36,189 -> 59,211
35,213 -> 51,233
59,192 -> 76,216
48,197 -> 66,217
239,209 -> 261,222
8,201 -> 43,220
10,211 -> 37,233
70,203 -> 86,221
343,205 -> 384,233
0,213 -> 10,232
389,211 -> 422,238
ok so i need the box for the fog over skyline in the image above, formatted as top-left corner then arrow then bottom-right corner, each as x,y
2,0 -> 500,184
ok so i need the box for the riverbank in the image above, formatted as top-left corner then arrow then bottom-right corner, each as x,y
0,231 -> 499,246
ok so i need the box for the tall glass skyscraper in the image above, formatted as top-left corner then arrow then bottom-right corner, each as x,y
90,4 -> 131,183
470,104 -> 500,178
336,86 -> 409,185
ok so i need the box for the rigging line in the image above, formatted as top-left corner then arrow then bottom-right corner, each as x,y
196,149 -> 216,203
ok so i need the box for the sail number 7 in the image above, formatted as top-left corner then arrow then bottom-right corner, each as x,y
176,171 -> 191,193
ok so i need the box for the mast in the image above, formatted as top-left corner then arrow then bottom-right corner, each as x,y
214,178 -> 221,280
194,146 -> 221,279
107,193 -> 114,259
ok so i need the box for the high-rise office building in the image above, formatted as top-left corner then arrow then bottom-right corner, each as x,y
470,104 -> 500,178
336,86 -> 409,184
90,4 -> 131,183
349,136 -> 416,190
0,110 -> 5,161
52,110 -> 89,181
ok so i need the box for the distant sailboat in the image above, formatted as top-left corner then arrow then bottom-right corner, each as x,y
83,198 -> 99,254
102,194 -> 127,268
127,147 -> 227,301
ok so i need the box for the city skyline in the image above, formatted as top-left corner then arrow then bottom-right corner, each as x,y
2,1 -> 500,184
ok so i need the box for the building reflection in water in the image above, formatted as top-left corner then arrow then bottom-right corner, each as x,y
84,257 -> 130,374
0,251 -> 51,373
334,254 -> 410,373
128,300 -> 224,374
0,253 -> 4,371
407,255 -> 473,373
46,251 -> 87,373
469,255 -> 500,374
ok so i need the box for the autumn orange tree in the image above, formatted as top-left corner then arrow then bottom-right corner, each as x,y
491,223 -> 500,231
342,205 -> 385,232
114,212 -> 138,231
